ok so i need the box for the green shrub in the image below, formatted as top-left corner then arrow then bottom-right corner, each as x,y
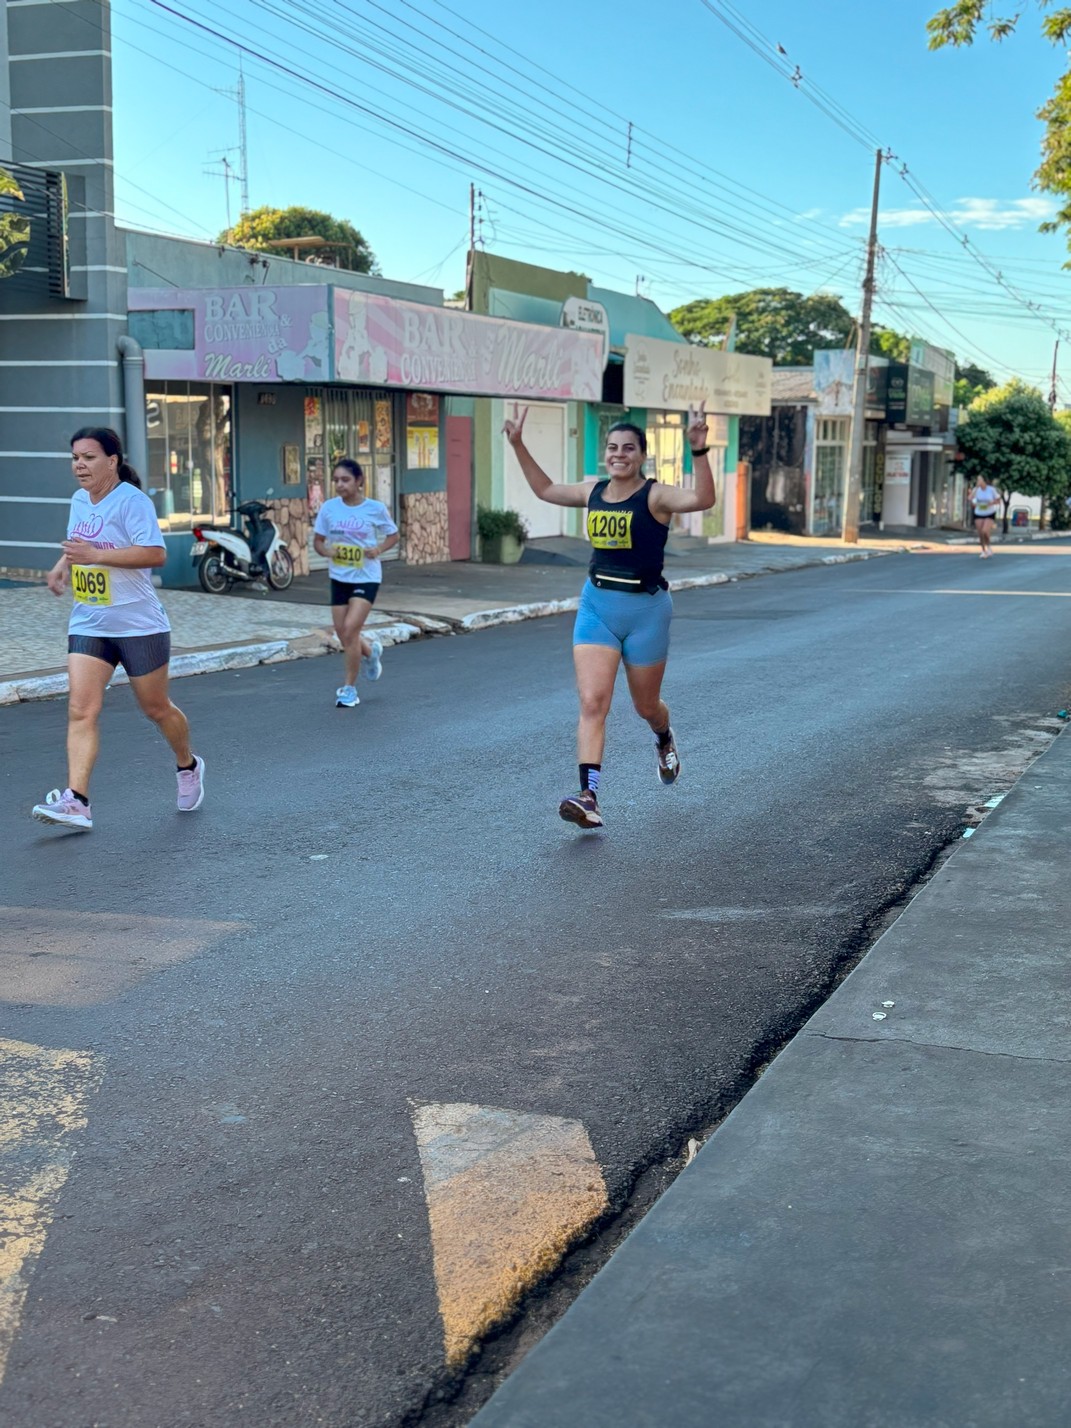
477,505 -> 528,542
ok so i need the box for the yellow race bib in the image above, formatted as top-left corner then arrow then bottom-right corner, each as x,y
588,509 -> 633,550
333,543 -> 365,569
71,564 -> 112,606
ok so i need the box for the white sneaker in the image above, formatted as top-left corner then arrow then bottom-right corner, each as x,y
362,639 -> 383,681
335,685 -> 360,708
32,787 -> 92,830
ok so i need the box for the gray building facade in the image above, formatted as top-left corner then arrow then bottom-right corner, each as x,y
1,0 -> 127,574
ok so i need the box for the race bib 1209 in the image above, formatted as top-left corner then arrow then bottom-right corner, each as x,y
588,509 -> 633,550
333,544 -> 365,568
71,565 -> 111,606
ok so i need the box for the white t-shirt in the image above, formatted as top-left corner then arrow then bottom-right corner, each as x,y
972,484 -> 999,516
314,496 -> 398,585
66,482 -> 170,637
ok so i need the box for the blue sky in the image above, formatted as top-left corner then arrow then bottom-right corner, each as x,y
109,0 -> 1071,393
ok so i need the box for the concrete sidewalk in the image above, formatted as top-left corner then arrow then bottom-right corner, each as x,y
0,532 -> 909,704
471,729 -> 1071,1428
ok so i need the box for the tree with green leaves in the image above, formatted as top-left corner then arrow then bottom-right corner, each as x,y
668,289 -> 917,366
954,361 -> 997,408
871,326 -> 912,363
927,4 -> 1071,253
668,288 -> 854,362
219,206 -> 378,273
958,378 -> 1071,530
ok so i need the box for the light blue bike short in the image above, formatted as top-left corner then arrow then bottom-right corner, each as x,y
573,579 -> 673,667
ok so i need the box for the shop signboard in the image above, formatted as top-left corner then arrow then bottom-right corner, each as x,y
814,351 -> 888,417
907,366 -> 936,427
334,290 -> 603,400
909,338 -> 955,409
560,296 -> 610,366
885,453 -> 912,485
624,334 -> 771,415
886,363 -> 908,422
814,349 -> 854,416
130,286 -> 331,382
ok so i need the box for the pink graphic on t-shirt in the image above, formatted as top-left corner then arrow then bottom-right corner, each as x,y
71,514 -> 105,541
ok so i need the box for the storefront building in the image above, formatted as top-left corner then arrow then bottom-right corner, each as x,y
623,334 -> 772,539
741,346 -> 964,537
127,280 -> 602,584
466,252 -> 757,543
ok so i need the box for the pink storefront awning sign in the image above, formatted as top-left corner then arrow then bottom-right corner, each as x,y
131,286 -> 331,383
334,290 -> 604,401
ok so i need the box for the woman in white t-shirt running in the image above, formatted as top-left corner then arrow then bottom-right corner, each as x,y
31,428 -> 205,832
970,478 -> 1000,558
313,458 -> 399,708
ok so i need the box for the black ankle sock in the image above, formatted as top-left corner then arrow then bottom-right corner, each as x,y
71,789 -> 90,806
177,758 -> 197,773
654,726 -> 673,748
579,763 -> 601,795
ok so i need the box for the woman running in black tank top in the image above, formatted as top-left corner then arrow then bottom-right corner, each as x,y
503,403 -> 716,829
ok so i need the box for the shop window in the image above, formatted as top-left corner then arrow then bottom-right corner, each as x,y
646,412 -> 684,487
814,417 -> 848,536
145,382 -> 232,531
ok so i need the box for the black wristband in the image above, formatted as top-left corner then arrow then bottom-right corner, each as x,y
690,445 -> 711,456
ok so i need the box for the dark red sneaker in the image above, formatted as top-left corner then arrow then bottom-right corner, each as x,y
558,789 -> 603,829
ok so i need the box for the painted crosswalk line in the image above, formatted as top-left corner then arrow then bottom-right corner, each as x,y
412,1101 -> 608,1367
0,1038 -> 103,1387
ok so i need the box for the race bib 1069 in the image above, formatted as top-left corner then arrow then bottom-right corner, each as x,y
588,509 -> 633,550
333,544 -> 365,568
71,565 -> 111,606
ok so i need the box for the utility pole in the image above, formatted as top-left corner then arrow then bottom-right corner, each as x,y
843,148 -> 883,544
1049,339 -> 1059,412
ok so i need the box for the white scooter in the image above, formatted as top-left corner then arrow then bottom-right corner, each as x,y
191,500 -> 295,593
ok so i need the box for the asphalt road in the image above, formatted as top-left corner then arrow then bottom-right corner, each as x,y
3,545 -> 1071,1428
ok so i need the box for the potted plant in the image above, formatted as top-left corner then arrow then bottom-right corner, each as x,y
477,505 -> 528,564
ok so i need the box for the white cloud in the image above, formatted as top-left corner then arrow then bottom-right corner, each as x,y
795,207 -> 824,221
838,196 -> 1058,231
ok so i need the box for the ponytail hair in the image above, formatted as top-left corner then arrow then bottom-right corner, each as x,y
70,426 -> 142,489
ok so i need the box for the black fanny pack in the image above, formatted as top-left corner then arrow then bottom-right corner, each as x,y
591,569 -> 667,595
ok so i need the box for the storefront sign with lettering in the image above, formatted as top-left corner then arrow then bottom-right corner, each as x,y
334,290 -> 603,400
624,334 -> 771,415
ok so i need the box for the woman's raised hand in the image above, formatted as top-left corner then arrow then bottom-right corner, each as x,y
502,403 -> 528,448
686,401 -> 709,452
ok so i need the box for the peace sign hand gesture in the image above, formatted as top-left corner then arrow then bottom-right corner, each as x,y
686,401 -> 709,453
502,404 -> 528,448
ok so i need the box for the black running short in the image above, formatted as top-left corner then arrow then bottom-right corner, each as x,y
68,631 -> 171,677
330,580 -> 380,606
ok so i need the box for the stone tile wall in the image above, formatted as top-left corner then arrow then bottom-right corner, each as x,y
273,497 -> 311,576
402,490 -> 451,565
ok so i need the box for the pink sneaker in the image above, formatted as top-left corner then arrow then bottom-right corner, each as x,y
32,788 -> 92,831
177,755 -> 205,812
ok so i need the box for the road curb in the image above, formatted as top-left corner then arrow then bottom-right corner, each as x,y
0,619 -> 423,705
0,550 -> 899,703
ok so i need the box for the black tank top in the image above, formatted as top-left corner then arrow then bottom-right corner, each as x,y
586,478 -> 668,591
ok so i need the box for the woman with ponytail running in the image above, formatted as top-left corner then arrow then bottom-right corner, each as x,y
31,427 -> 205,832
503,403 -> 715,830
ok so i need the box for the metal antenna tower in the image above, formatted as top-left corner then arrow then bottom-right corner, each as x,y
213,59 -> 250,219
204,151 -> 240,230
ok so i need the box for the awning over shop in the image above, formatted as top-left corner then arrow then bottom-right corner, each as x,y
589,286 -> 684,357
128,284 -> 605,402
